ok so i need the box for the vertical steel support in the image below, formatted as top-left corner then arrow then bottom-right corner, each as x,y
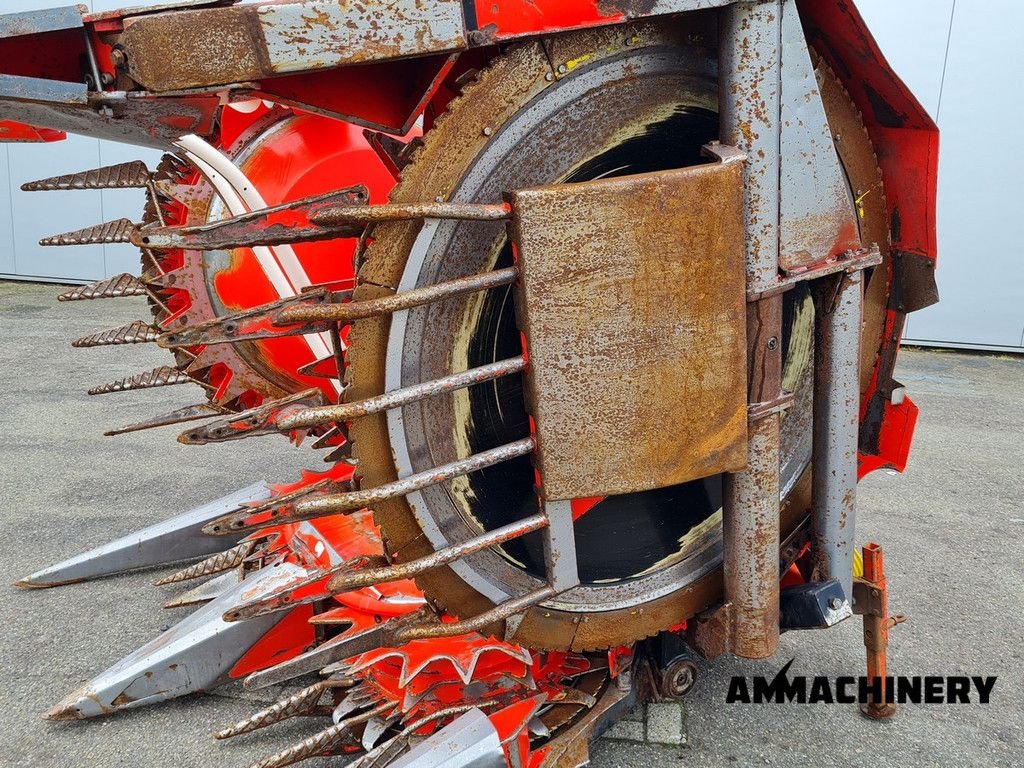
720,0 -> 784,659
543,499 -> 579,592
812,271 -> 863,601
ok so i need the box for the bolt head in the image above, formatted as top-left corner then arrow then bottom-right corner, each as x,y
828,597 -> 843,610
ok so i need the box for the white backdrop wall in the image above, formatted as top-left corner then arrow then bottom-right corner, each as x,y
1,0 -> 1020,351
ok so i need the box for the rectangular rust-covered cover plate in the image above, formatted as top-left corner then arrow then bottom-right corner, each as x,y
510,161 -> 748,500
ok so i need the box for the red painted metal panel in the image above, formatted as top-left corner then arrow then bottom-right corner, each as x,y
473,0 -> 622,38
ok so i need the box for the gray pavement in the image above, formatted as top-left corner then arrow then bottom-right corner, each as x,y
1,279 -> 1021,768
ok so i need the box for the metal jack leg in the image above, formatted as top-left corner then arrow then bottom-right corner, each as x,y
852,542 -> 906,719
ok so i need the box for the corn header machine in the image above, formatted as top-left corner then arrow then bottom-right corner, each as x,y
1,0 -> 939,765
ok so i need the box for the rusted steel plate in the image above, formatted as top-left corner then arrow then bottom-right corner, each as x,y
0,6 -> 82,38
511,162 -> 748,500
121,0 -> 467,92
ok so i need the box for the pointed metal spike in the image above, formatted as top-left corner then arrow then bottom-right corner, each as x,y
58,273 -> 149,302
214,678 -> 346,739
40,218 -> 137,246
156,288 -> 335,348
296,355 -> 339,380
202,477 -> 343,538
44,561 -> 308,720
177,388 -> 325,445
528,716 -> 551,738
22,160 -> 152,191
361,714 -> 398,752
154,540 -> 255,586
143,266 -> 184,290
323,444 -> 353,464
243,607 -> 433,690
162,570 -> 239,610
88,365 -> 201,396
247,702 -> 393,768
295,438 -> 535,519
364,130 -> 417,178
134,184 -> 368,251
72,320 -> 161,348
104,402 -> 231,437
16,482 -> 269,588
326,514 -> 546,594
550,688 -> 598,708
280,357 -> 526,431
311,426 -> 345,451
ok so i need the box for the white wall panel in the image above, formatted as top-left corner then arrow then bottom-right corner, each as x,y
854,0 -> 955,122
6,135 -> 106,281
0,146 -> 14,275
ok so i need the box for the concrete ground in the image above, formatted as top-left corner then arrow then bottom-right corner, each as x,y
1,279 -> 1021,768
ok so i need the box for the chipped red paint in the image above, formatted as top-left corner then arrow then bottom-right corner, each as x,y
0,119 -> 64,142
472,0 -> 621,39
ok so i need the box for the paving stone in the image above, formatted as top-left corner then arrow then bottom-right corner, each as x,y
603,719 -> 645,742
646,701 -> 686,745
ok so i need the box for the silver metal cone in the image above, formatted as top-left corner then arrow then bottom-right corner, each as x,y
17,482 -> 269,588
45,560 -> 309,720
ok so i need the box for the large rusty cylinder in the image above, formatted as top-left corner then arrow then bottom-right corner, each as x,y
811,271 -> 864,603
720,0 -> 785,659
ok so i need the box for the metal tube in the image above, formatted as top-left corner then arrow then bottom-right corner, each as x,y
82,28 -> 103,92
276,266 -> 518,326
310,200 -> 511,226
722,412 -> 782,658
327,513 -> 547,593
395,585 -> 556,642
279,356 -> 527,431
720,1 -> 783,293
812,271 -> 863,601
293,437 -> 536,518
720,0 -> 784,660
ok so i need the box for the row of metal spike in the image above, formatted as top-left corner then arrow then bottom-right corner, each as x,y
28,158 -> 348,448
28,153 -> 563,640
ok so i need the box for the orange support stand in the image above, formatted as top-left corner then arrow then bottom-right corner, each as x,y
852,542 -> 906,719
